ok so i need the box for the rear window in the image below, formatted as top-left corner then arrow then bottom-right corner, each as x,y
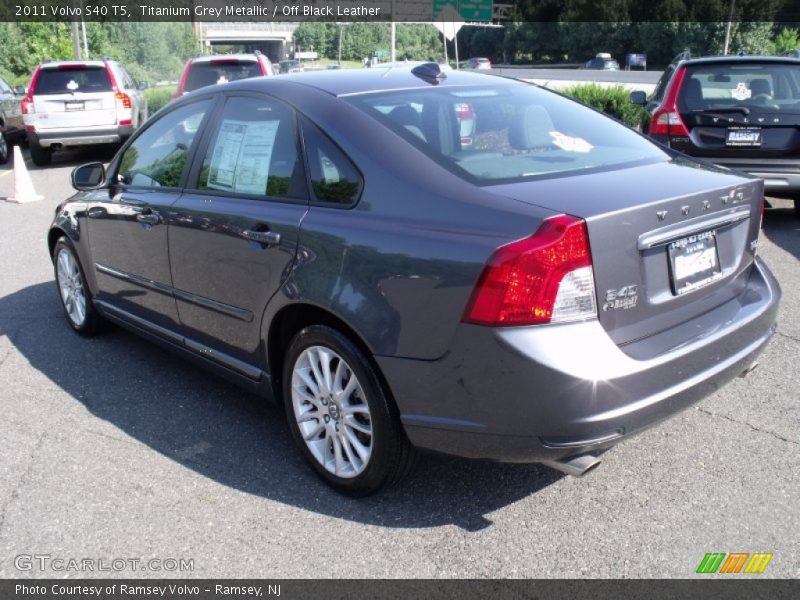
681,62 -> 800,114
347,84 -> 667,185
35,66 -> 112,95
185,61 -> 262,92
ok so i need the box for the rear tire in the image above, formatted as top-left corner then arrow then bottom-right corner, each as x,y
282,325 -> 416,496
30,144 -> 52,167
53,237 -> 102,336
0,129 -> 9,164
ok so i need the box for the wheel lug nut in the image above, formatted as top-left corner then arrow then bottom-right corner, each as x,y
324,415 -> 330,423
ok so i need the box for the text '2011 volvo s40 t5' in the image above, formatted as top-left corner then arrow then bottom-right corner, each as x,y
49,64 -> 780,495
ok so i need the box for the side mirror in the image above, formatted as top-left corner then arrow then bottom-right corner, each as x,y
71,162 -> 106,191
14,85 -> 26,95
629,90 -> 648,106
138,81 -> 149,90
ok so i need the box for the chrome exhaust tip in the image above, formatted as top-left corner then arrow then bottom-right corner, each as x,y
541,454 -> 601,477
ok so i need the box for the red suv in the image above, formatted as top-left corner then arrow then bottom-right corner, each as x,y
632,52 -> 800,215
174,52 -> 274,99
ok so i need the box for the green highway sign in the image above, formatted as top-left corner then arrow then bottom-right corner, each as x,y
433,0 -> 493,22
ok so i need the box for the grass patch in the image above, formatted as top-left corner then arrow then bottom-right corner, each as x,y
144,86 -> 177,115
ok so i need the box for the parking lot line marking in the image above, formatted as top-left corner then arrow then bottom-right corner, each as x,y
0,169 -> 13,178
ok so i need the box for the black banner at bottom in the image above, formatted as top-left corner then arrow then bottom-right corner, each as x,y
3,579 -> 800,600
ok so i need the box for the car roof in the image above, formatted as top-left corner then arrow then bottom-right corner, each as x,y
39,60 -> 111,69
227,66 -> 513,97
681,55 -> 800,66
190,54 -> 262,64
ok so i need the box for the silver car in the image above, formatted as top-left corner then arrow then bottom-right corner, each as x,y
21,59 -> 148,166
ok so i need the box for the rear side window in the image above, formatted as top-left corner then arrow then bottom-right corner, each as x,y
197,96 -> 305,199
117,100 -> 211,188
185,61 -> 262,92
302,118 -> 362,206
348,84 -> 668,185
35,66 -> 112,95
681,62 -> 800,113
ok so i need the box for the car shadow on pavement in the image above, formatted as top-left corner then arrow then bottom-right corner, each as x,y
7,143 -> 118,172
763,203 -> 800,262
1,282 -> 563,532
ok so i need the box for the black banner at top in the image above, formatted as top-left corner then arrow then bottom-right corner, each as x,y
2,0 -> 800,23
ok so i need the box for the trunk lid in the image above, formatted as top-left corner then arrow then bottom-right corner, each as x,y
488,158 -> 763,347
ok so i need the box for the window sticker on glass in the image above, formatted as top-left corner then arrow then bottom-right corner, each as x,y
732,82 -> 751,101
550,131 -> 593,153
206,119 -> 280,195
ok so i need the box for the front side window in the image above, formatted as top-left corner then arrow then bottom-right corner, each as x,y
347,83 -> 668,185
681,62 -> 800,114
117,100 -> 211,189
197,96 -> 304,199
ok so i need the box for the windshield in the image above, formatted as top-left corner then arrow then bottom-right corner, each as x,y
681,62 -> 800,114
35,66 -> 112,95
185,61 -> 262,92
347,84 -> 668,184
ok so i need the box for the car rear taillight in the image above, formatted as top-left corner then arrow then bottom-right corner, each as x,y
20,96 -> 35,114
648,67 -> 689,138
20,66 -> 41,115
455,103 -> 474,120
115,92 -> 132,109
462,215 -> 597,326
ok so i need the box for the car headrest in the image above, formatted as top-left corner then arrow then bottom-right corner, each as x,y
680,78 -> 704,110
509,105 -> 555,150
749,78 -> 772,97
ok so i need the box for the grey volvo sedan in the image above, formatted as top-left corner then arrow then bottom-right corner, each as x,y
49,65 -> 780,495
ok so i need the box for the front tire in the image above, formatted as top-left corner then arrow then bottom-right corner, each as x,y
53,237 -> 102,336
282,325 -> 415,496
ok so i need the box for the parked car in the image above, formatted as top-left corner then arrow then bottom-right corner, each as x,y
175,52 -> 274,98
463,57 -> 492,70
51,65 -> 780,495
0,74 -> 25,164
583,53 -> 620,70
20,59 -> 147,166
631,52 -> 800,215
278,59 -> 304,74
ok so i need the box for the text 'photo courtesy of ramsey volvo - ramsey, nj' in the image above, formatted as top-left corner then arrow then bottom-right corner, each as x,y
49,64 -> 780,496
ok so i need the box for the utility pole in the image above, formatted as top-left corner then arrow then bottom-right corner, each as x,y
723,0 -> 736,55
70,0 -> 82,59
391,0 -> 396,63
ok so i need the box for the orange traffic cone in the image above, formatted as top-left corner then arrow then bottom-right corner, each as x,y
6,145 -> 44,204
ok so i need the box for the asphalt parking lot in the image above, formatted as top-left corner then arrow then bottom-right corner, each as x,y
0,146 -> 798,578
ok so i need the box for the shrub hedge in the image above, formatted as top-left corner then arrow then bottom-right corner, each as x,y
560,84 -> 646,129
143,86 -> 177,116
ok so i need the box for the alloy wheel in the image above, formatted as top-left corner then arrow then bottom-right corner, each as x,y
290,345 -> 373,478
56,248 -> 87,328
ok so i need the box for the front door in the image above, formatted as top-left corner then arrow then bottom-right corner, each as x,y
169,94 -> 308,370
86,99 -> 213,332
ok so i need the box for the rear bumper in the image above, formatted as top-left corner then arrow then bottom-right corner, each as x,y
28,125 -> 132,148
378,258 -> 781,462
695,157 -> 800,196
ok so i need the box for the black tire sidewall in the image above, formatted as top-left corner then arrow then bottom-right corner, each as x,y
0,130 -> 9,164
30,144 -> 52,166
53,237 -> 97,336
282,325 -> 400,496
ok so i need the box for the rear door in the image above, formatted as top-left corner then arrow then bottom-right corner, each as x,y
168,94 -> 308,371
86,99 -> 213,331
31,63 -> 117,131
672,60 -> 800,160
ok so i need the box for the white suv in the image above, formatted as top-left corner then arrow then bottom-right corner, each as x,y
21,59 -> 147,166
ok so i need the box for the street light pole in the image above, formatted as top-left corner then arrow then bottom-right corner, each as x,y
391,0 -> 396,63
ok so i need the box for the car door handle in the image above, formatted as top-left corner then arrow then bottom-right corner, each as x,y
241,229 -> 281,246
136,211 -> 160,226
